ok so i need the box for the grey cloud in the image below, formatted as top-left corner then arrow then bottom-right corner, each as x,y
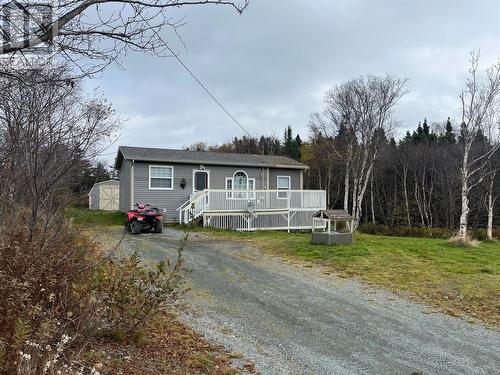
95,0 -> 500,165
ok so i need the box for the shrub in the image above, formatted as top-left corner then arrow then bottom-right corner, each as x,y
448,235 -> 479,248
472,228 -> 488,241
0,221 -> 187,373
358,223 -> 454,238
90,234 -> 187,339
0,224 -> 101,374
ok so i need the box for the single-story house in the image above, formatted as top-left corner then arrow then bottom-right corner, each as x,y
88,179 -> 120,211
114,146 -> 326,231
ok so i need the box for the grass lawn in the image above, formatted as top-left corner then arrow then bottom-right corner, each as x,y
194,228 -> 500,326
67,207 -> 124,227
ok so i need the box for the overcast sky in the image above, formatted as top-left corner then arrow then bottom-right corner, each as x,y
96,0 -> 500,165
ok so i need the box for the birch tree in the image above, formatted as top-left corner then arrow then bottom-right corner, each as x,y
483,159 -> 499,240
457,52 -> 500,239
314,75 -> 409,229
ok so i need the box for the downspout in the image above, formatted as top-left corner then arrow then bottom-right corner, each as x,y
130,159 -> 135,210
300,169 -> 304,190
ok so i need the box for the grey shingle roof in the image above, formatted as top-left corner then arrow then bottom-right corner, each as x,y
115,146 -> 308,170
313,210 -> 353,220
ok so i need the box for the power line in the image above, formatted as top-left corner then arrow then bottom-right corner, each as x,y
166,45 -> 253,138
137,12 -> 253,138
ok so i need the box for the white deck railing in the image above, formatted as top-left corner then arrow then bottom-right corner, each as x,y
177,191 -> 207,224
204,189 -> 326,213
178,189 -> 326,229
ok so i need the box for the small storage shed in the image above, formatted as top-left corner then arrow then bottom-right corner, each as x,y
88,180 -> 120,211
311,209 -> 354,245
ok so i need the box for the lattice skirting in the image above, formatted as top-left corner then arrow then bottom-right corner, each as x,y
203,210 -> 318,231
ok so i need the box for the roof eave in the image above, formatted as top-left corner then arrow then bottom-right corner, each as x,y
119,155 -> 309,170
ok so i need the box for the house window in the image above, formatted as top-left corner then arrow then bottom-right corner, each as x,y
233,171 -> 248,191
149,165 -> 173,190
226,171 -> 256,199
248,178 -> 255,199
225,177 -> 233,199
277,176 -> 290,199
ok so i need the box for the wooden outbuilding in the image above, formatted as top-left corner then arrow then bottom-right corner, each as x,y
88,179 -> 120,211
311,209 -> 354,245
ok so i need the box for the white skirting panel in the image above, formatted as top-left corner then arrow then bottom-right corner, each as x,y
203,210 -> 317,231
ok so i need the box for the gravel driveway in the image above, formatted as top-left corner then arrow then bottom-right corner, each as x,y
115,228 -> 499,375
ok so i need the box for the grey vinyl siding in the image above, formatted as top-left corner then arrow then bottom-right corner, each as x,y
119,160 -> 131,212
117,159 -> 304,222
268,168 -> 301,190
89,186 -> 100,209
131,162 -> 264,223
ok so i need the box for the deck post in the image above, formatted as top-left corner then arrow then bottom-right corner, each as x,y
287,193 -> 291,233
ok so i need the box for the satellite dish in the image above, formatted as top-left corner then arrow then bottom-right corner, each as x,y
247,200 -> 256,213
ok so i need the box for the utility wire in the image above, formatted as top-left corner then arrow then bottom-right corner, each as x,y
166,44 -> 253,138
138,13 -> 253,138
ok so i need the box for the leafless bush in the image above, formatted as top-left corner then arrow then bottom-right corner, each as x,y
0,224 -> 101,374
0,65 -> 118,238
90,233 -> 188,340
0,223 -> 187,374
448,234 -> 479,248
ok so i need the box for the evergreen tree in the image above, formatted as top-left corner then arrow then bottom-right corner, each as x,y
441,117 -> 456,144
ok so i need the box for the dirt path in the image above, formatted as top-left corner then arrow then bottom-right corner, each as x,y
114,228 -> 499,375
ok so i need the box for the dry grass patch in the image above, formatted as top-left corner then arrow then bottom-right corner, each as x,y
79,310 -> 245,374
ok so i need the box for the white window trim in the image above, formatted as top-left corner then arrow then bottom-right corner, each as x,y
226,171 -> 256,200
149,165 -> 174,190
192,169 -> 210,193
225,177 -> 233,199
277,175 -> 291,199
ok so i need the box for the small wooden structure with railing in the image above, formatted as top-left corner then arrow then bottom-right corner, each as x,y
311,209 -> 354,245
177,189 -> 326,231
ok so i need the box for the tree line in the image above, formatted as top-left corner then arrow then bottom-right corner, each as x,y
189,125 -> 303,160
198,55 -> 500,240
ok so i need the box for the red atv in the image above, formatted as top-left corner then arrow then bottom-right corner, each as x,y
125,204 -> 164,235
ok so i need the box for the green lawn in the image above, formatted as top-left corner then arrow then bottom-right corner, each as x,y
196,228 -> 500,325
67,207 -> 124,227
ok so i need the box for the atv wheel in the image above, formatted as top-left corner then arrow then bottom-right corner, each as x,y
154,220 -> 163,233
131,221 -> 141,235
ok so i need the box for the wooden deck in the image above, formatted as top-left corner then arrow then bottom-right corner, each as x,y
177,189 -> 326,231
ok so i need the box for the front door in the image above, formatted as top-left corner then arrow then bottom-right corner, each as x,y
193,170 -> 209,193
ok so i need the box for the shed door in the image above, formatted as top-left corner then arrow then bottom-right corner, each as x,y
100,186 -> 119,211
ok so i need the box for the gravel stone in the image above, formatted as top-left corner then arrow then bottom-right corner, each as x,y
117,228 -> 500,375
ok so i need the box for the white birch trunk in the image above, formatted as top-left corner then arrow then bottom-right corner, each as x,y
485,169 -> 496,240
343,144 -> 352,212
487,191 -> 493,240
370,169 -> 375,224
403,165 -> 411,228
458,148 -> 470,238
